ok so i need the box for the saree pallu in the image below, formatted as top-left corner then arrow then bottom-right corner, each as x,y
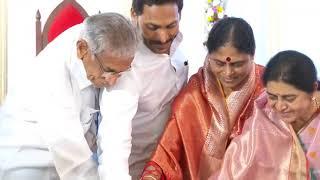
142,62 -> 265,180
298,106 -> 320,179
210,93 -> 320,180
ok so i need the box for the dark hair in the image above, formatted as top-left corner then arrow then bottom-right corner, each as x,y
262,50 -> 317,93
132,0 -> 183,16
206,17 -> 255,55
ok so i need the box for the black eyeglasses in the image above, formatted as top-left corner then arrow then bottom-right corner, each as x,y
94,54 -> 132,77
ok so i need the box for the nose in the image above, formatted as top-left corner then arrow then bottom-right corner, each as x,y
107,77 -> 118,86
274,100 -> 287,112
158,30 -> 169,43
102,73 -> 120,86
224,65 -> 234,76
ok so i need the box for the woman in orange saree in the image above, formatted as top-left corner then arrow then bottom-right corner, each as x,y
211,50 -> 320,180
141,17 -> 265,179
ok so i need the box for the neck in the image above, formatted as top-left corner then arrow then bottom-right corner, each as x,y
223,87 -> 233,97
292,104 -> 318,133
222,80 -> 247,98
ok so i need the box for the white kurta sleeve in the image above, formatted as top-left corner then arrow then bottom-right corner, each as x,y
97,89 -> 138,179
30,59 -> 99,180
36,87 -> 99,180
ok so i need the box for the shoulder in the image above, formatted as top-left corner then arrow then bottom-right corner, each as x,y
35,26 -> 78,65
172,69 -> 204,108
132,44 -> 164,67
252,63 -> 265,98
255,64 -> 265,75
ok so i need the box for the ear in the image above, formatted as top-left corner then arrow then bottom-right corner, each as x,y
312,82 -> 319,99
205,53 -> 209,60
76,39 -> 89,61
130,8 -> 138,25
314,81 -> 318,91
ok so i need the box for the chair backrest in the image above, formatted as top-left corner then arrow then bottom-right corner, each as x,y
35,0 -> 88,55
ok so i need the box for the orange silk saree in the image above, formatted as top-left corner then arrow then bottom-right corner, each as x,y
142,61 -> 264,179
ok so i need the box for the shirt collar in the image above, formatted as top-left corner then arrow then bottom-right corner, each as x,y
169,32 -> 183,56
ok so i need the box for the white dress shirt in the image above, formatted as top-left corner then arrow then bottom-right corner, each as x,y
0,25 -> 98,180
98,33 -> 188,179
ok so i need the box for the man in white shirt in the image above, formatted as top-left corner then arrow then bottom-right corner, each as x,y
97,0 -> 188,179
0,13 -> 138,180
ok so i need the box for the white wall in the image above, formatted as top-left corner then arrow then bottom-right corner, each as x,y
275,0 -> 320,71
226,0 -> 269,66
179,1 -> 207,76
226,0 -> 320,73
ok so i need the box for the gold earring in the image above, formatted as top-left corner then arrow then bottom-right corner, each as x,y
312,96 -> 320,109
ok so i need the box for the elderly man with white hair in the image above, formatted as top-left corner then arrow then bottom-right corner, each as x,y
0,12 -> 138,180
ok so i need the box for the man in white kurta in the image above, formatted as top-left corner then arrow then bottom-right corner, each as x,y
0,24 -> 99,180
0,13 -> 138,180
97,1 -> 188,179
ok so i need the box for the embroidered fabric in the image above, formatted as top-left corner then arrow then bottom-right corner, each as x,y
140,161 -> 163,180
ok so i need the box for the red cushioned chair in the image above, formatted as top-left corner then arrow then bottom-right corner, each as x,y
35,0 -> 88,55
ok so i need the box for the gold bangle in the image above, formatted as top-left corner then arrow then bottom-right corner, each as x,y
143,175 -> 158,180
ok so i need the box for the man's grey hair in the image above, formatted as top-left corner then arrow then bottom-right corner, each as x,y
80,12 -> 138,58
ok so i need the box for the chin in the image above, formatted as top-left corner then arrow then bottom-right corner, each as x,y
152,48 -> 169,54
149,43 -> 171,54
280,117 -> 296,124
221,81 -> 240,90
92,83 -> 104,88
92,84 -> 101,88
